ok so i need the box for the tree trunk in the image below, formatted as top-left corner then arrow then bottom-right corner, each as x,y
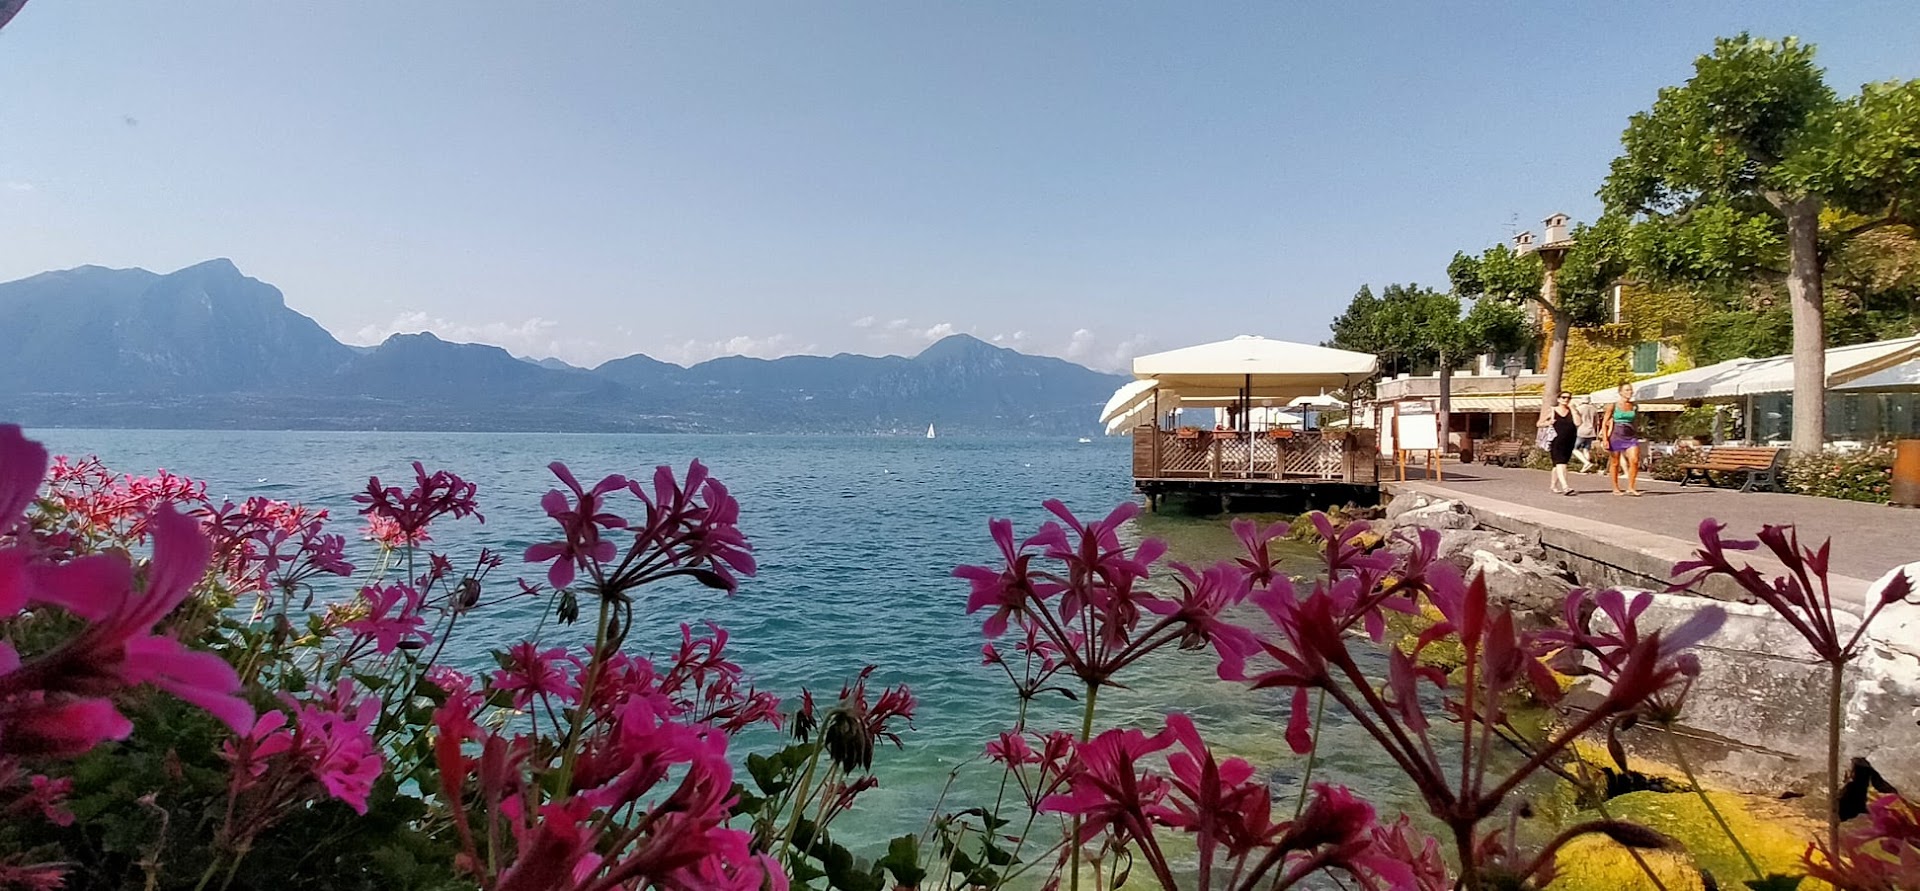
1538,254 -> 1570,420
1784,197 -> 1827,455
1542,306 -> 1571,417
1437,351 -> 1452,454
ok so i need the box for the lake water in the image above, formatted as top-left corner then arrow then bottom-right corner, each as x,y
25,429 -> 1427,850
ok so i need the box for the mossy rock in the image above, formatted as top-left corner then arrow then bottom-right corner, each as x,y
1547,790 -> 1828,891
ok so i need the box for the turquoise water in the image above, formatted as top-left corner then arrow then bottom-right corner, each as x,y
24,429 -> 1425,850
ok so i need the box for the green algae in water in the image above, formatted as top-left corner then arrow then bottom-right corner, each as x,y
1548,790 -> 1827,891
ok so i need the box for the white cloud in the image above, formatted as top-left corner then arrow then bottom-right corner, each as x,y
2,181 -> 32,193
343,309 -> 1148,373
1059,328 -> 1152,373
659,333 -> 819,366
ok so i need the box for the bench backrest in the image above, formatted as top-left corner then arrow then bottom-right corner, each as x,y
1704,447 -> 1782,467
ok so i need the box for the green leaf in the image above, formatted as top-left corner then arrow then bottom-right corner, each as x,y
876,834 -> 927,887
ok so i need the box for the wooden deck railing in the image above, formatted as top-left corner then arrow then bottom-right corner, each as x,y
1131,426 -> 1377,484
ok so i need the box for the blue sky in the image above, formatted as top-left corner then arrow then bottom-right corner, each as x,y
2,2 -> 1916,370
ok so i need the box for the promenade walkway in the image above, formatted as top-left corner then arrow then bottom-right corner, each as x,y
1383,461 -> 1917,603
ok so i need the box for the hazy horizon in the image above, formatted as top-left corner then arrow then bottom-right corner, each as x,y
4,2 -> 1917,372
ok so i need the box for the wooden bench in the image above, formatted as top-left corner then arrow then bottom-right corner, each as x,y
1677,446 -> 1786,492
1478,440 -> 1527,468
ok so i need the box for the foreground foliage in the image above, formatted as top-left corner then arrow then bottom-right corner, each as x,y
1,421 -> 1916,890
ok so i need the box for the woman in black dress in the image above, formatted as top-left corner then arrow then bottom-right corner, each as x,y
1537,390 -> 1580,495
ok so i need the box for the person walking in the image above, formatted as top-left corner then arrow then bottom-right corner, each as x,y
1571,397 -> 1597,472
1601,381 -> 1644,496
1538,391 -> 1580,495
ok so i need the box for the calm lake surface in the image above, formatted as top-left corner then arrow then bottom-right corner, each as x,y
26,429 -> 1429,848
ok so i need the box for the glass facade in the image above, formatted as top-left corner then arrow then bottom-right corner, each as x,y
1747,392 -> 1920,443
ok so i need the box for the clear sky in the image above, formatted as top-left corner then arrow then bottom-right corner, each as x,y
3,2 -> 1917,371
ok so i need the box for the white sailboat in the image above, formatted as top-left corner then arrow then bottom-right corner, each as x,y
926,423 -> 936,439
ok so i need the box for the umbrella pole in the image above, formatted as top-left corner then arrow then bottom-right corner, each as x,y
1243,374 -> 1252,479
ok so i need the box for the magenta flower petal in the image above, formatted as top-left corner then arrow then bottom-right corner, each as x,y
122,636 -> 253,733
0,425 -> 48,532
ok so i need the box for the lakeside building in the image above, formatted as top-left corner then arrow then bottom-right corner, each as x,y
1100,336 -> 1381,510
1581,334 -> 1920,445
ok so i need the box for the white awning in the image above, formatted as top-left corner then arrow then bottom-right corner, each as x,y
1288,393 -> 1348,409
1584,335 -> 1920,404
1132,335 -> 1377,395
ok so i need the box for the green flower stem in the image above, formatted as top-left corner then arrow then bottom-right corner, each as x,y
1591,794 -> 1673,891
1663,732 -> 1761,880
1827,661 -> 1844,856
1069,680 -> 1100,891
554,592 -> 611,796
1291,689 -> 1327,819
775,733 -> 826,865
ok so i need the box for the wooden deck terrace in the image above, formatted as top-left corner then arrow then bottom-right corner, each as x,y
1130,425 -> 1381,511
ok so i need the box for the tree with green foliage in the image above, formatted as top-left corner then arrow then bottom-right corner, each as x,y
1326,284 -> 1384,356
1602,34 -> 1920,453
1449,220 -> 1623,415
1327,283 -> 1526,445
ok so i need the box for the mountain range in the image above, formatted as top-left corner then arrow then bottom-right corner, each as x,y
0,260 -> 1126,434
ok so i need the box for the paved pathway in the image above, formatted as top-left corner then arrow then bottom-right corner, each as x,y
1386,460 -> 1917,590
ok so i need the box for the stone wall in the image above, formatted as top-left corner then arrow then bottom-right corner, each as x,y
1380,491 -> 1920,794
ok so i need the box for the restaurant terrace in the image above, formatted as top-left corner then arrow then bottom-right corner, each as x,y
1100,335 -> 1381,510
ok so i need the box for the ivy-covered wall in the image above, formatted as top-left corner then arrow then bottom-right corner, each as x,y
1542,283 -> 1705,394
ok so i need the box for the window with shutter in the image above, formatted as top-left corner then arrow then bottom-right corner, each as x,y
1631,342 -> 1659,374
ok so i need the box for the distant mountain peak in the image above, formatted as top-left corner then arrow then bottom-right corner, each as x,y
179,257 -> 242,275
916,333 -> 1004,361
0,261 -> 1124,434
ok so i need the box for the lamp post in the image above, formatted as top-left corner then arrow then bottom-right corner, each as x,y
1503,357 -> 1523,438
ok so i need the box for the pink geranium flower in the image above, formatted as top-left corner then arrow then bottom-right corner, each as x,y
1148,562 -> 1261,681
13,505 -> 252,738
492,642 -> 581,709
355,462 -> 482,548
0,425 -> 46,540
524,462 -> 629,589
342,583 -> 431,654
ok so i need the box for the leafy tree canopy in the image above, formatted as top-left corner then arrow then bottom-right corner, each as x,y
1604,34 -> 1919,285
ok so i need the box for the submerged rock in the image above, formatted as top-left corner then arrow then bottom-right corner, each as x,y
1549,789 -> 1821,891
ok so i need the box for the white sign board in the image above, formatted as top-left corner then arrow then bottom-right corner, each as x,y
1395,406 -> 1440,453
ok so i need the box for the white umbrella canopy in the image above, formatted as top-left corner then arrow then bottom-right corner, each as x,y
1132,335 -> 1377,396
1099,379 -> 1160,422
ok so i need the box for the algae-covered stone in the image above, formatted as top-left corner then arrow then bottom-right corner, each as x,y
1548,790 -> 1828,891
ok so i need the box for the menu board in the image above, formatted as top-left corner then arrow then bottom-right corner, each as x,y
1395,406 -> 1440,452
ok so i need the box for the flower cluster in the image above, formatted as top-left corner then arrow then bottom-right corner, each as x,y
1809,790 -> 1920,889
0,426 -> 253,759
526,460 -> 755,596
197,495 -> 353,600
1783,445 -> 1894,504
355,461 -> 483,548
433,634 -> 786,890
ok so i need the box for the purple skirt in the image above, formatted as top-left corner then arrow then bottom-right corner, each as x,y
1607,428 -> 1639,453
